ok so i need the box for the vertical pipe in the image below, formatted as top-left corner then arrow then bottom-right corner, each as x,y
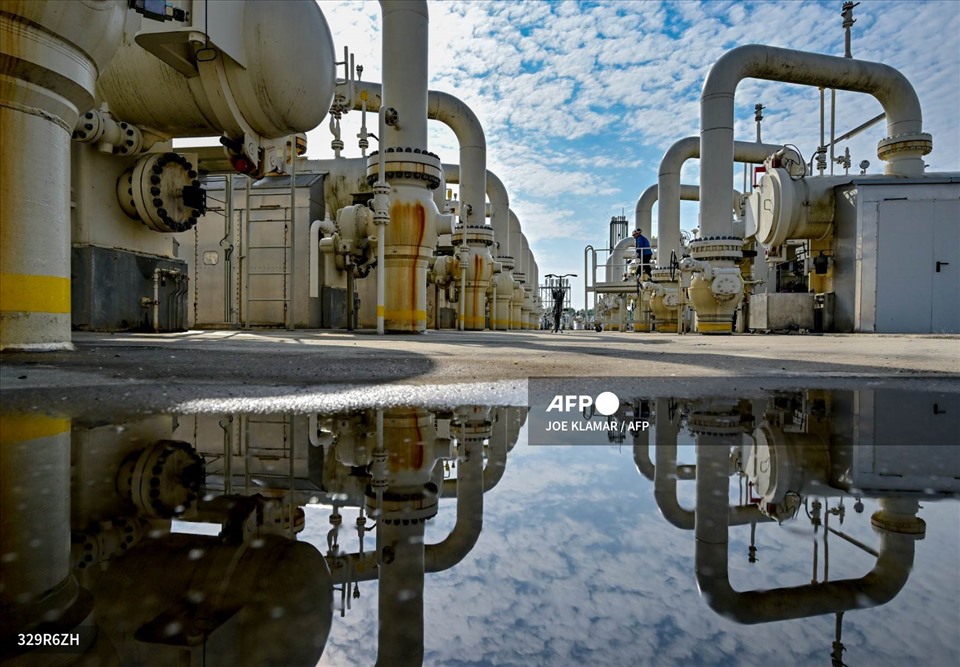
380,0 -> 429,150
0,415 -> 76,630
288,137 -> 297,330
225,174 -> 234,323
243,177 -> 252,328
830,89 -> 837,176
376,109 -> 387,335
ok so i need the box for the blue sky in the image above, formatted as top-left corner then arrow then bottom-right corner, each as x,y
315,0 -> 960,309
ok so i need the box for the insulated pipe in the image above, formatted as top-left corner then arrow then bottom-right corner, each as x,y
375,0 -> 440,332
636,183 -> 744,254
425,436 -> 483,572
509,210 -> 526,329
695,440 -> 916,623
442,408 -> 510,498
0,1 -> 126,350
428,92 -> 490,330
380,1 -> 428,150
0,415 -> 77,635
700,44 -> 931,238
658,136 -> 782,256
347,81 -> 492,330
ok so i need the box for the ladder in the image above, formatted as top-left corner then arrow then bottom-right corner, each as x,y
242,191 -> 292,328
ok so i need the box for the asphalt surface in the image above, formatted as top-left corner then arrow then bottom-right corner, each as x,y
1,329 -> 957,416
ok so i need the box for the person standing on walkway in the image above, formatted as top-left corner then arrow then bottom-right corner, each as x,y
552,287 -> 565,333
633,228 -> 652,278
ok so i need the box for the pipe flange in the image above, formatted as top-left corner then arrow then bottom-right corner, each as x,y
688,411 -> 742,437
513,271 -> 527,284
689,236 -> 743,261
877,132 -> 933,161
364,488 -> 439,523
649,268 -> 676,283
118,152 -> 204,233
117,440 -> 204,519
451,224 -> 496,246
366,148 -> 442,189
73,109 -> 105,144
497,255 -> 515,271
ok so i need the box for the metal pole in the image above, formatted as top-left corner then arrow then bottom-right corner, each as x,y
829,90 -> 837,176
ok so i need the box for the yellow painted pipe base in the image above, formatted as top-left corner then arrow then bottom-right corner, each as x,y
696,320 -> 734,334
655,322 -> 679,333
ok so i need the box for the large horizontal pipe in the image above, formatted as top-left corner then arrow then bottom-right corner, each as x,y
700,44 -> 930,237
658,136 -> 782,255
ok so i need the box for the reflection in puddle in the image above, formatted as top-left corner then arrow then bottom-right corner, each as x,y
1,391 -> 958,665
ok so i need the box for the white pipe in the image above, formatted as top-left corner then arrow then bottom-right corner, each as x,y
425,437 -> 482,572
695,440 -> 916,623
374,108 -> 389,335
700,44 -> 930,237
636,182 -> 746,263
379,0 -> 429,150
288,136 -> 297,330
428,92 -> 486,230
658,136 -> 782,255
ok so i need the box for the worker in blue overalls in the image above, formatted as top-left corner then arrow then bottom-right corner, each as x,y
632,228 -> 652,278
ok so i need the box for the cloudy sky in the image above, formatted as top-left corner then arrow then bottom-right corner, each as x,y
314,0 -> 960,309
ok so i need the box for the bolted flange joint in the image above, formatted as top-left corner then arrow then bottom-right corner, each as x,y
366,148 -> 442,189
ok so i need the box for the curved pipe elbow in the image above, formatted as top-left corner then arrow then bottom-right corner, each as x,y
704,45 -> 923,136
424,515 -> 482,573
633,445 -> 655,481
696,531 -> 915,624
635,184 -> 659,231
428,91 -> 486,151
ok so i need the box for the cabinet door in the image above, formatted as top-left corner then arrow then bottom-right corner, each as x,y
932,200 -> 960,333
876,199 -> 934,332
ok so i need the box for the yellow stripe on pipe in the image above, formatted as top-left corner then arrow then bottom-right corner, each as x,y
0,273 -> 71,314
696,321 -> 733,333
0,414 -> 70,445
377,306 -> 385,317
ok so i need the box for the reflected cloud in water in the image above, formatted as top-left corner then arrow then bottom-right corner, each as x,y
1,390 -> 957,666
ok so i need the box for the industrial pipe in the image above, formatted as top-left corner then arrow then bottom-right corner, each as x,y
509,210 -> 526,330
635,183 -> 744,251
700,44 -> 931,240
0,1 -> 126,350
425,436 -> 483,572
347,81 -> 494,331
657,136 -> 782,258
695,440 -> 917,624
373,0 -> 443,332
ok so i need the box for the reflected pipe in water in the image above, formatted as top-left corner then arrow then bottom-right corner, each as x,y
694,439 -> 916,624
425,436 -> 483,572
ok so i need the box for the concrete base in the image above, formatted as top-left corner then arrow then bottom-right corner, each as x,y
750,293 -> 816,332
